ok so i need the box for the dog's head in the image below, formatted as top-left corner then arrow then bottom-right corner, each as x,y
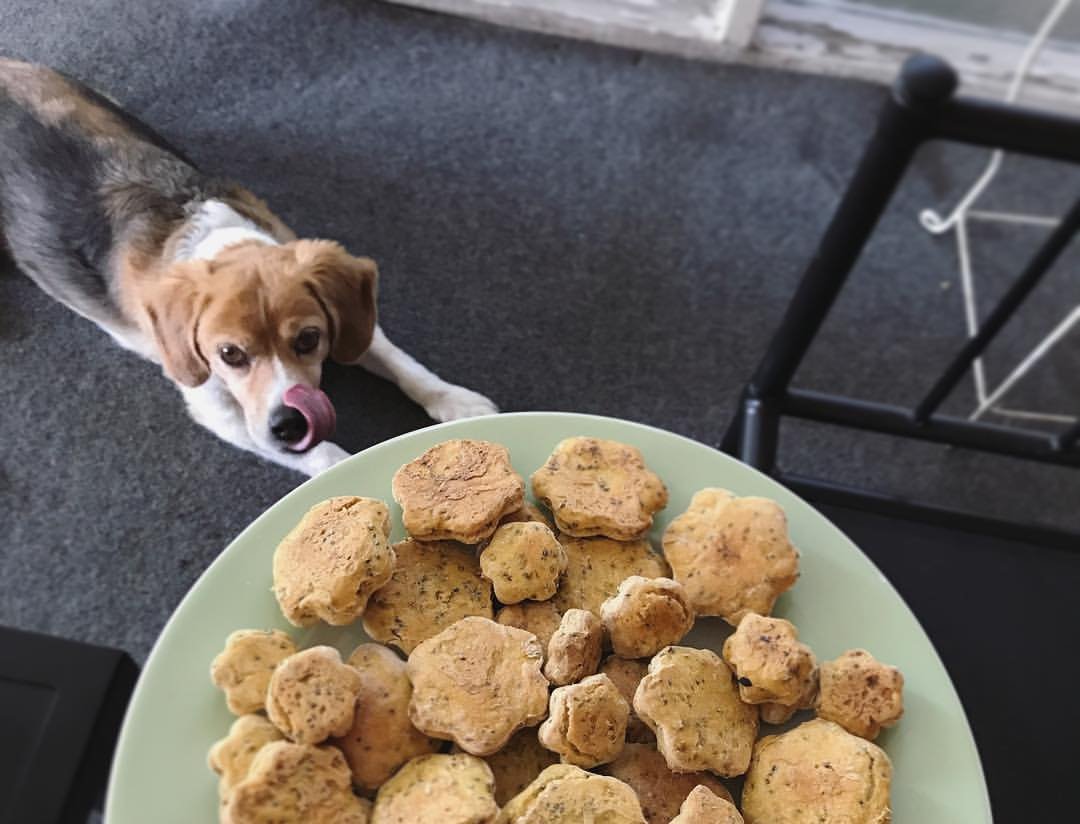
144,239 -> 377,454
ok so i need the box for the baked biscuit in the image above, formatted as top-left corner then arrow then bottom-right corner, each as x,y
265,646 -> 363,745
662,489 -> 798,625
552,535 -> 670,616
543,608 -> 603,686
722,613 -> 817,708
331,643 -> 441,790
531,437 -> 668,540
407,616 -> 549,756
272,496 -> 394,627
223,741 -> 371,824
817,649 -> 903,740
670,786 -> 744,824
633,646 -> 758,777
499,502 -> 556,531
392,440 -> 524,544
480,522 -> 566,604
759,688 -> 814,726
498,764 -> 646,824
208,714 -> 284,801
602,744 -> 733,824
495,600 -> 563,660
371,753 -> 498,824
741,718 -> 892,824
538,673 -> 629,768
600,577 -> 695,659
362,539 -> 493,654
464,728 -> 559,806
210,629 -> 297,715
599,656 -> 654,743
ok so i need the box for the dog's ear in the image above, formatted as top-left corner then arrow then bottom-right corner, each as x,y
144,264 -> 211,387
295,240 -> 378,364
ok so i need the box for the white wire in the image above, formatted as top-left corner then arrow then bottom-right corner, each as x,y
967,210 -> 1060,227
919,0 -> 1073,235
969,306 -> 1080,420
917,0 -> 1078,426
988,407 -> 1078,424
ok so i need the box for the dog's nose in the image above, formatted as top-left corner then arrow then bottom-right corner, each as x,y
269,405 -> 308,444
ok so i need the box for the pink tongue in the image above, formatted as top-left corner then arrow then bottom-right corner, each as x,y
282,384 -> 336,452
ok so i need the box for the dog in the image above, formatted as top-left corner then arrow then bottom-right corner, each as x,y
0,58 -> 497,475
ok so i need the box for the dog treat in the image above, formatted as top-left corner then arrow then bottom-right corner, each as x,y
205,436 -> 914,822
758,679 -> 818,726
498,764 -> 646,824
634,646 -> 759,777
495,600 -> 563,659
758,702 -> 796,725
464,728 -> 559,807
552,535 -> 670,616
272,496 -> 395,627
543,608 -> 603,686
538,673 -> 629,768
265,646 -> 363,745
407,616 -> 548,756
599,656 -> 654,743
602,744 -> 734,824
362,539 -> 493,654
816,649 -> 904,740
741,719 -> 892,824
330,643 -> 441,791
223,741 -> 371,824
670,786 -> 745,824
662,489 -> 799,625
531,437 -> 668,540
480,522 -> 566,604
392,439 -> 524,544
722,613 -> 817,708
497,765 -> 581,822
208,715 -> 284,801
210,629 -> 297,715
370,753 -> 498,824
499,502 -> 556,531
600,576 -> 695,659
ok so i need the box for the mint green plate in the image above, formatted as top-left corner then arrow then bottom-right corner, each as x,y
106,412 -> 991,823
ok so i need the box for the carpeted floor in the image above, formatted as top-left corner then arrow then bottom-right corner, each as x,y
2,0 -> 1078,665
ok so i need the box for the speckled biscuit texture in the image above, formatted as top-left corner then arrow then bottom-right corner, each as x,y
211,629 -> 297,715
633,646 -> 759,777
741,719 -> 892,824
272,496 -> 394,627
392,439 -> 524,544
407,617 -> 549,756
662,489 -> 798,625
531,437 -> 668,540
362,538 -> 493,654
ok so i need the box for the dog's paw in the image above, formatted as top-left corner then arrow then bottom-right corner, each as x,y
423,384 -> 499,422
297,441 -> 351,477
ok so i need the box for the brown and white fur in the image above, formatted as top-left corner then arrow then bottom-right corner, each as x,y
0,59 -> 496,475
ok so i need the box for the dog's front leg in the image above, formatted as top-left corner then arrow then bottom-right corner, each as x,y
356,326 -> 499,422
182,382 -> 349,476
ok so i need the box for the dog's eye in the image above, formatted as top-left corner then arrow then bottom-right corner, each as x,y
218,343 -> 249,368
294,327 -> 321,355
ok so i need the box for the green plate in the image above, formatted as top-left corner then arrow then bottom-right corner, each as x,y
105,412 -> 991,822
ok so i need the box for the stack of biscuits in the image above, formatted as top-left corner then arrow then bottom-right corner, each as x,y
207,436 -> 905,824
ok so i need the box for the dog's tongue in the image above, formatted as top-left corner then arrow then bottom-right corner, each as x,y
282,384 -> 336,453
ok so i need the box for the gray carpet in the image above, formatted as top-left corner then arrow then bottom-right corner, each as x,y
1,0 -> 1078,663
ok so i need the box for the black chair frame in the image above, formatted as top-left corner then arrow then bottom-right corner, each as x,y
721,54 -> 1080,551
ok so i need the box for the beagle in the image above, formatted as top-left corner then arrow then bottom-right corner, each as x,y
0,58 -> 497,476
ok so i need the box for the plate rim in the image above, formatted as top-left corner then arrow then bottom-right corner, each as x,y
105,411 -> 993,822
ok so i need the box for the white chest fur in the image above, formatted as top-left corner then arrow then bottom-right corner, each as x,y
175,200 -> 279,261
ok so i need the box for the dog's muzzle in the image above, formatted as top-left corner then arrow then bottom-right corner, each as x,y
275,384 -> 337,452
